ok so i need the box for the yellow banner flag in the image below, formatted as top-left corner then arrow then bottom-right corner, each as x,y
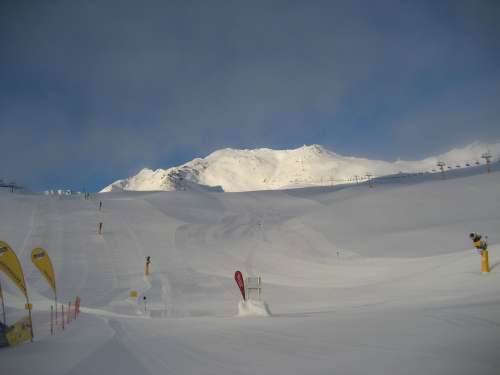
0,241 -> 28,298
6,316 -> 32,346
30,247 -> 57,294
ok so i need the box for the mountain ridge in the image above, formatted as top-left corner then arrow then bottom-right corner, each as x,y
101,141 -> 500,193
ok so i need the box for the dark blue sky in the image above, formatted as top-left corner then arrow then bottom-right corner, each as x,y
1,0 -> 499,191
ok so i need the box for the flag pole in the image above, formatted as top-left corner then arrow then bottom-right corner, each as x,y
54,290 -> 58,325
0,281 -> 6,325
25,291 -> 34,342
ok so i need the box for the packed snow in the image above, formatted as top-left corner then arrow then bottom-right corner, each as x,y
237,300 -> 272,317
1,162 -> 500,374
101,141 -> 500,192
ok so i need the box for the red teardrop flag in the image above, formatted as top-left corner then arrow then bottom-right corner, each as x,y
234,271 -> 246,300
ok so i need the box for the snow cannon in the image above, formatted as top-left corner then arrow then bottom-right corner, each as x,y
469,233 -> 489,273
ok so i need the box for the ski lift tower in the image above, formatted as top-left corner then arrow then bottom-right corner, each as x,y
366,173 -> 373,188
436,161 -> 446,179
481,152 -> 492,173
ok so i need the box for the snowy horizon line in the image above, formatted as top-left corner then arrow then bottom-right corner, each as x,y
100,140 -> 500,193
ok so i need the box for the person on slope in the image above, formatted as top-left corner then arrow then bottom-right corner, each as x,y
145,256 -> 151,276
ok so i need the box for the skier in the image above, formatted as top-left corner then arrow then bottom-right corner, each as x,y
145,256 -> 151,276
99,201 -> 102,211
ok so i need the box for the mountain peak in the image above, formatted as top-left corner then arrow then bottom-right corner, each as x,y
101,141 -> 500,193
298,144 -> 325,152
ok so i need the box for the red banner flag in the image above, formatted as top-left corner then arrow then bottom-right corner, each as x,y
234,271 -> 246,300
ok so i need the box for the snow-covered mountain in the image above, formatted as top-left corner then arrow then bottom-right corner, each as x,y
101,141 -> 500,192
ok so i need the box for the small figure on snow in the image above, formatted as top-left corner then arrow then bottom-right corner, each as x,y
145,256 -> 151,276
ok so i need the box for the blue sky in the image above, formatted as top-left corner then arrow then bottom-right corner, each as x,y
1,0 -> 499,191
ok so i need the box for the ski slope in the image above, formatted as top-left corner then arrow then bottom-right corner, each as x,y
1,165 -> 500,374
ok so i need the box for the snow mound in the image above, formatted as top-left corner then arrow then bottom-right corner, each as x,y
238,300 -> 272,317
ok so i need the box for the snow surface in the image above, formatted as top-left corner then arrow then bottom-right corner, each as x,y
101,141 -> 500,192
237,300 -> 272,317
1,164 -> 500,374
